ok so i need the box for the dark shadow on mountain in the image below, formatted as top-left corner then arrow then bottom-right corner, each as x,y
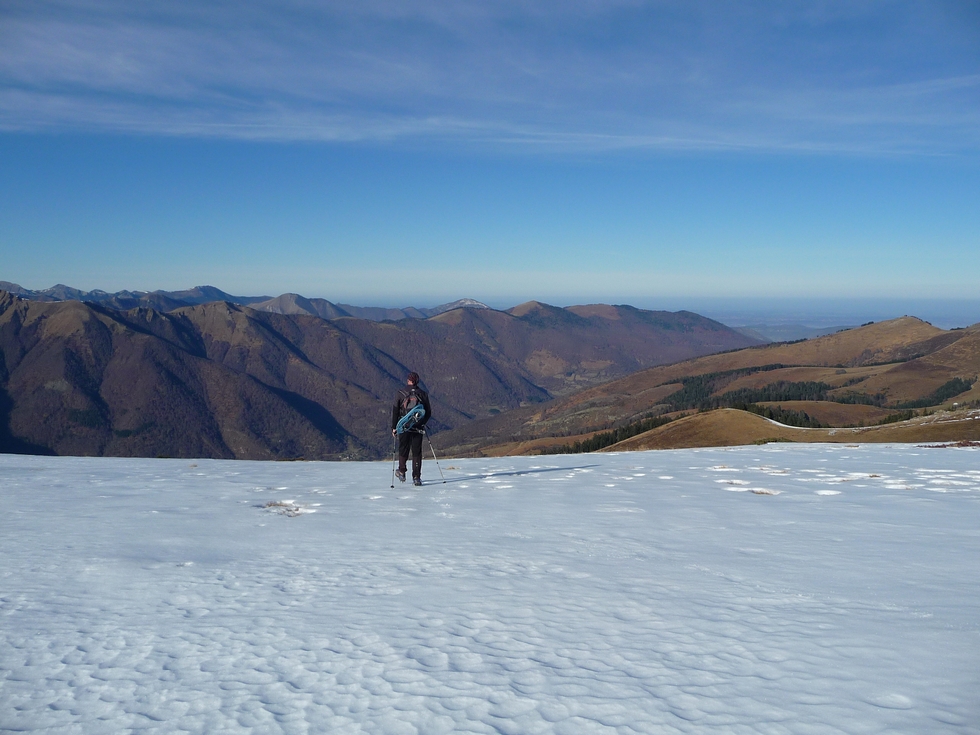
0,388 -> 56,456
264,385 -> 353,446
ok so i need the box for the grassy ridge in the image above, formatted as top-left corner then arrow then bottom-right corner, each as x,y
542,377 -> 976,454
541,414 -> 678,454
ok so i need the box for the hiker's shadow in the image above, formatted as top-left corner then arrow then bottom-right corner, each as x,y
438,464 -> 600,486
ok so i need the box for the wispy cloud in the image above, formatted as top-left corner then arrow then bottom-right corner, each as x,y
1,0 -> 978,153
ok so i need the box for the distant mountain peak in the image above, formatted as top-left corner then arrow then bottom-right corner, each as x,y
430,298 -> 490,313
251,293 -> 320,316
0,281 -> 30,295
507,300 -> 553,317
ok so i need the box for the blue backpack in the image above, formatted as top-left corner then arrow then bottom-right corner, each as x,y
396,389 -> 426,434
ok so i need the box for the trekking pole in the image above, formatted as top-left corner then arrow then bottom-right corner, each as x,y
424,429 -> 446,483
390,433 -> 397,488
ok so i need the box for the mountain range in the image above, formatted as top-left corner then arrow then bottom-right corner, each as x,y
0,288 -> 758,460
0,282 -> 491,322
5,282 -> 865,343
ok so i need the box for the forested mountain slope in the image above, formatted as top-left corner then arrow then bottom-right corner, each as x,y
0,291 -> 756,459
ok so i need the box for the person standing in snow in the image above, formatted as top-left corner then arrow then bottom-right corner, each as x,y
391,372 -> 432,486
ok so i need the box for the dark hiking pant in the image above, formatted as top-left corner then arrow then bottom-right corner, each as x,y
398,431 -> 424,480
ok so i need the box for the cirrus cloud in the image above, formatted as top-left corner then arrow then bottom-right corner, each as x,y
1,0 -> 978,153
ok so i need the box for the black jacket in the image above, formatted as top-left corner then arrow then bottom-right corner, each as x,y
391,385 -> 432,432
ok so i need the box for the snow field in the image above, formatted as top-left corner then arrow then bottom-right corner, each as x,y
1,445 -> 978,734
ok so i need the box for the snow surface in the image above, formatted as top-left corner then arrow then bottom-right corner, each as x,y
1,445 -> 978,734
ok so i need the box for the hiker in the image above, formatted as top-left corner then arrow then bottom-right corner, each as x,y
391,372 -> 432,486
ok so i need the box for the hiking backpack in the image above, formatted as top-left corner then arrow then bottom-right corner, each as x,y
396,388 -> 426,434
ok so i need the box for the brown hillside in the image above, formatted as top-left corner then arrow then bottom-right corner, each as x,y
437,317 -> 979,456
610,409 -> 821,450
850,327 -> 980,402
747,317 -> 947,366
608,407 -> 980,452
0,295 -> 364,459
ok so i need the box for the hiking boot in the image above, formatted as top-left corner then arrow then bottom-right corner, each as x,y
413,478 -> 423,487
395,470 -> 406,482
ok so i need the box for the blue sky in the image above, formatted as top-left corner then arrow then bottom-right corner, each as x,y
1,1 -> 979,322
